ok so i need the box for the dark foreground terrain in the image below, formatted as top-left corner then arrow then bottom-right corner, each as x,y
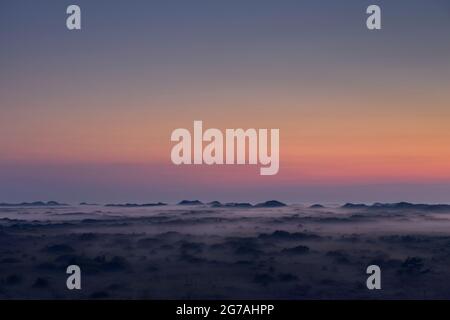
1,202 -> 450,299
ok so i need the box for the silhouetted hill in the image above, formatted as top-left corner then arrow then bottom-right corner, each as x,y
255,200 -> 287,208
178,200 -> 203,205
105,202 -> 167,207
342,202 -> 450,211
0,201 -> 67,207
341,203 -> 369,209
223,203 -> 253,208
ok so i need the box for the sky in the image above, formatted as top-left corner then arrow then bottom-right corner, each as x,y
1,0 -> 450,204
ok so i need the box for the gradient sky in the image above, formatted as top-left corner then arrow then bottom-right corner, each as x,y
1,0 -> 450,204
